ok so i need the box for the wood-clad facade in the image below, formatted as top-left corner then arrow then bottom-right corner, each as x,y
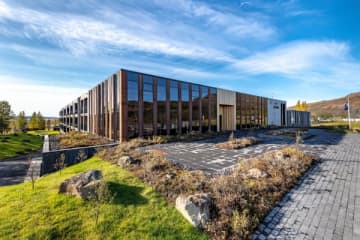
60,69 -> 288,142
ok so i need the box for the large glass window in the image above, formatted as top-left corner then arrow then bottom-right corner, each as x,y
192,84 -> 200,132
170,81 -> 178,135
210,88 -> 217,131
181,83 -> 190,133
201,86 -> 209,133
236,93 -> 241,130
143,75 -> 153,136
157,78 -> 167,135
127,72 -> 139,138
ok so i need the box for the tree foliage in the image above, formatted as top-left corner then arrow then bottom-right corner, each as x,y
16,111 -> 27,132
0,101 -> 12,134
295,100 -> 308,111
28,112 -> 45,130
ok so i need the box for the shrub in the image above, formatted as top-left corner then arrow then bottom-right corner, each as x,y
98,138 -> 315,240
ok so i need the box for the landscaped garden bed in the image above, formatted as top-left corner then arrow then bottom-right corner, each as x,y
98,139 -> 316,239
215,134 -> 260,150
57,132 -> 113,149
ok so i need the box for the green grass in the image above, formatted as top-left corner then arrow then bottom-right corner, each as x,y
27,130 -> 60,136
312,121 -> 360,133
0,133 -> 43,160
0,157 -> 207,240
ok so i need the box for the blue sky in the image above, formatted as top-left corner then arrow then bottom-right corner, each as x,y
0,0 -> 360,116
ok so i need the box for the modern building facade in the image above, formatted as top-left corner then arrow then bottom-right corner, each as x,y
60,69 -> 288,142
286,110 -> 311,128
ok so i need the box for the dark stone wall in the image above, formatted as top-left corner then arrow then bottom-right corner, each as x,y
41,143 -> 118,176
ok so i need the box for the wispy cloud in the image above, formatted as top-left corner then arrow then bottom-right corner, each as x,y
0,0 -> 232,61
233,40 -> 360,89
151,0 -> 276,40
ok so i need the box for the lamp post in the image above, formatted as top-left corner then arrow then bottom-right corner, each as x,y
347,97 -> 351,130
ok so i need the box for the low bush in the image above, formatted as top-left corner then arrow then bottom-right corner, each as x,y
98,138 -> 316,240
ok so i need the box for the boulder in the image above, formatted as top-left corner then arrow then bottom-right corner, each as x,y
175,193 -> 212,228
246,168 -> 269,179
59,170 -> 103,199
117,156 -> 140,166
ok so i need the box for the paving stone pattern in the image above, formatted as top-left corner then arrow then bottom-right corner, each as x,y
150,129 -> 332,173
253,131 -> 360,240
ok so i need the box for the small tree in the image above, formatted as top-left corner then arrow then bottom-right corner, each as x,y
27,154 -> 37,190
90,180 -> 115,227
76,150 -> 88,163
0,101 -> 12,134
16,111 -> 27,132
54,153 -> 66,175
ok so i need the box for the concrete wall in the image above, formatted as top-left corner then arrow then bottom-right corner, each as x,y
41,143 -> 118,176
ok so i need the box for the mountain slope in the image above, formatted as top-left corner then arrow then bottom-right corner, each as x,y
291,92 -> 360,118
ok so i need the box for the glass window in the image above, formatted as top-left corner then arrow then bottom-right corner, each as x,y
210,88 -> 217,131
201,86 -> 209,133
236,93 -> 241,130
127,72 -> 138,138
157,78 -> 167,135
192,84 -> 200,132
181,83 -> 190,134
170,81 -> 178,135
143,75 -> 153,136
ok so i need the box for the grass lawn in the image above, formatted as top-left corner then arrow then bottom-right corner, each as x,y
0,133 -> 43,160
312,121 -> 360,133
0,157 -> 207,240
27,130 -> 60,136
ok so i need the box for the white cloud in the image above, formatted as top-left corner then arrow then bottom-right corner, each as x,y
0,75 -> 86,117
152,0 -> 276,40
0,0 -> 232,61
233,40 -> 360,90
234,41 -> 349,74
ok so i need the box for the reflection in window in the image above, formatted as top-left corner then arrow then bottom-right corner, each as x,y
236,93 -> 241,130
201,86 -> 209,133
192,84 -> 200,132
143,75 -> 153,136
210,88 -> 217,131
181,83 -> 190,133
170,81 -> 178,135
127,72 -> 138,138
157,78 -> 167,135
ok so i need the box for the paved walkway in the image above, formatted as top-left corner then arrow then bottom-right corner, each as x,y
0,151 -> 41,186
253,132 -> 360,240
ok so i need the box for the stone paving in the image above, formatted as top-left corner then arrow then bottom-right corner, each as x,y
149,129 -> 333,173
253,131 -> 360,240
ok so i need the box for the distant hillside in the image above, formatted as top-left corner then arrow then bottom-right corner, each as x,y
290,92 -> 360,119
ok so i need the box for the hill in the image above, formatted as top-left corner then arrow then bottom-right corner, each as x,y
290,92 -> 360,119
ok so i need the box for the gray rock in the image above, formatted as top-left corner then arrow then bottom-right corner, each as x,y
246,168 -> 269,179
59,170 -> 103,199
117,156 -> 139,166
175,193 -> 212,228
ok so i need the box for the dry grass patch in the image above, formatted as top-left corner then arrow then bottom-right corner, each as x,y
216,137 -> 259,150
57,132 -> 112,149
98,138 -> 316,240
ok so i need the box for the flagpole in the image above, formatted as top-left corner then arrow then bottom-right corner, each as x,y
347,96 -> 351,130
